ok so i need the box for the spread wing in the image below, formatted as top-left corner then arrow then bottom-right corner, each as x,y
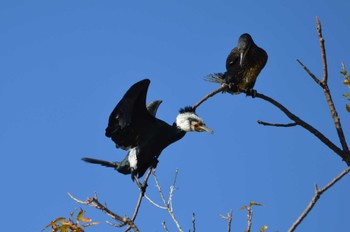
105,79 -> 152,150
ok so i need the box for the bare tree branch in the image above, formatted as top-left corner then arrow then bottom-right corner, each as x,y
131,169 -> 153,221
257,120 -> 298,127
250,91 -> 349,164
192,84 -> 228,110
288,166 -> 350,232
296,17 -> 350,163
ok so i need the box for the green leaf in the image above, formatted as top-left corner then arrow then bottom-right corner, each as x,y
346,104 -> 350,112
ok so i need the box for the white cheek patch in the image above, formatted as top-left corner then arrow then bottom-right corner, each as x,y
128,148 -> 138,170
176,112 -> 204,132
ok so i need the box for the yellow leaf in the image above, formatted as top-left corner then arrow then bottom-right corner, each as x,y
346,104 -> 350,112
77,208 -> 92,223
249,201 -> 263,207
344,79 -> 350,87
41,217 -> 66,231
77,208 -> 85,222
80,217 -> 92,223
260,225 -> 268,232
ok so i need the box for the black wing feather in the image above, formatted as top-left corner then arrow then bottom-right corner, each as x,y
105,79 -> 151,149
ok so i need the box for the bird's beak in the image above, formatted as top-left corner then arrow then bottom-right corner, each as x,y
197,124 -> 214,134
240,51 -> 244,66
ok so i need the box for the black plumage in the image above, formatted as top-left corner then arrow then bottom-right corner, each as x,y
82,79 -> 213,180
207,33 -> 268,94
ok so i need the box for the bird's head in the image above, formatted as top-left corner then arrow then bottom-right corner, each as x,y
176,107 -> 214,134
237,33 -> 253,66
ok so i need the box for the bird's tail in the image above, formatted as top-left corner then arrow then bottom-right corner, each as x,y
204,73 -> 226,84
82,157 -> 117,168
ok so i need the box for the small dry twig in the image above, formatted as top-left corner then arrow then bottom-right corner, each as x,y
257,120 -> 298,127
192,213 -> 196,232
147,169 -> 184,232
220,209 -> 233,232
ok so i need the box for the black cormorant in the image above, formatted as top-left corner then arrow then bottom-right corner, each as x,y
207,33 -> 268,94
82,79 -> 213,180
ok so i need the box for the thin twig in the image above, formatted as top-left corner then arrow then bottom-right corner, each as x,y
162,221 -> 170,232
168,168 -> 179,211
192,213 -> 196,232
316,16 -> 328,84
192,84 -> 228,110
144,194 -> 167,210
288,166 -> 350,232
296,59 -> 322,86
257,120 -> 298,127
220,209 -> 233,232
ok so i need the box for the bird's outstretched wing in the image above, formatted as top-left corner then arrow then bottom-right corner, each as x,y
105,79 -> 152,149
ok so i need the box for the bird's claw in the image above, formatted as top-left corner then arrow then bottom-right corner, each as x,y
245,88 -> 257,98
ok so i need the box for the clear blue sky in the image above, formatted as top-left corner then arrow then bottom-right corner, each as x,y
1,1 -> 350,231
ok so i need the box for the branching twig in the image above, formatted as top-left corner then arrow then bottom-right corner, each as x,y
131,169 -> 152,221
288,166 -> 350,232
68,192 -> 140,231
220,209 -> 233,232
152,170 -> 184,232
297,17 -> 349,163
251,91 -> 348,164
257,120 -> 298,127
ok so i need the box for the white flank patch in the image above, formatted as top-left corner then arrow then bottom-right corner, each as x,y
128,148 -> 138,170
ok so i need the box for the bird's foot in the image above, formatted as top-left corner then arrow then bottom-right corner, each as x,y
226,83 -> 239,94
245,88 -> 257,98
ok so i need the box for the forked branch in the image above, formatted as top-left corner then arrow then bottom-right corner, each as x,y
288,166 -> 350,232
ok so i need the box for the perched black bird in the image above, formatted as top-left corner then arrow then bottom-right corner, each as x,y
207,33 -> 268,94
82,79 -> 213,180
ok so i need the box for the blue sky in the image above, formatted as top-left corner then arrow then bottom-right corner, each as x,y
1,1 -> 350,231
